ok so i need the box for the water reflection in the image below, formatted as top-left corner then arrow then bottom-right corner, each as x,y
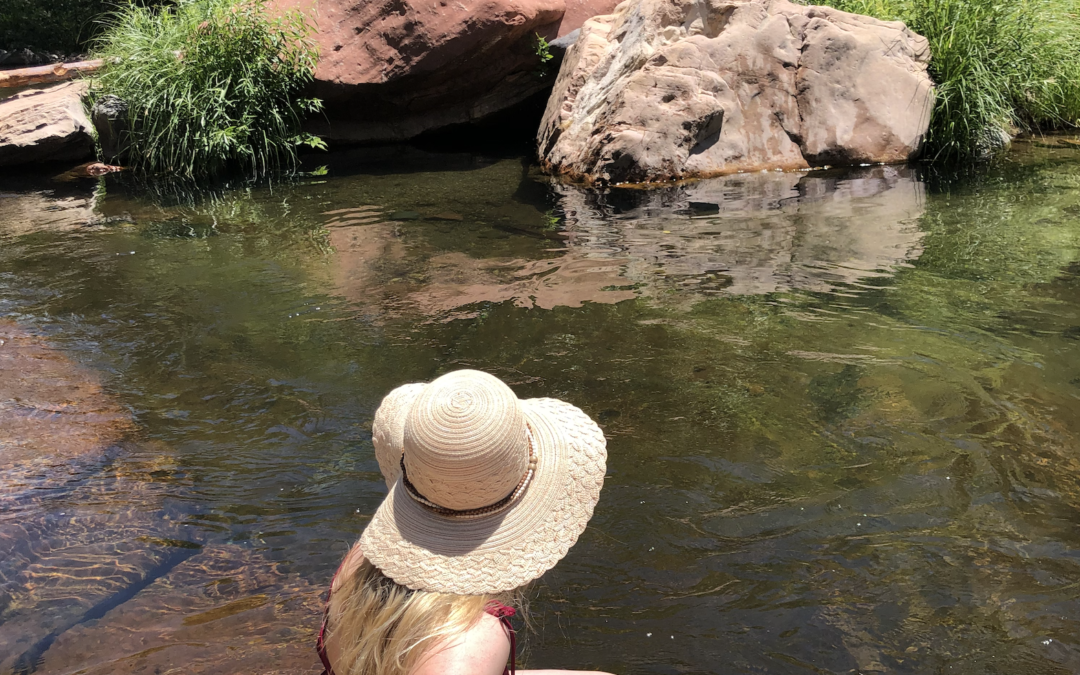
0,189 -> 97,237
325,164 -> 926,319
557,165 -> 925,298
328,218 -> 638,318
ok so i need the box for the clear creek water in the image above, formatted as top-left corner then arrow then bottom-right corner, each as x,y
2,141 -> 1080,674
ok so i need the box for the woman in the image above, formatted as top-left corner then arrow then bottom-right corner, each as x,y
318,369 -> 615,675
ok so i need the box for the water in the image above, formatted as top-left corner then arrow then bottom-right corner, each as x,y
2,140 -> 1080,674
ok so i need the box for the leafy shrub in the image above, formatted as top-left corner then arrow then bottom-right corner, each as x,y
800,0 -> 1080,161
534,32 -> 554,77
90,0 -> 324,180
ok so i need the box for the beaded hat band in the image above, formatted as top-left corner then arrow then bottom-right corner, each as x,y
399,423 -> 539,520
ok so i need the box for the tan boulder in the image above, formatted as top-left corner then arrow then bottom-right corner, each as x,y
269,0 -> 620,142
0,81 -> 95,167
538,0 -> 933,184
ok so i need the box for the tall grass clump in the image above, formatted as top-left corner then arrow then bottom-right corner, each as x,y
799,0 -> 1080,161
90,0 -> 324,180
910,0 -> 1034,160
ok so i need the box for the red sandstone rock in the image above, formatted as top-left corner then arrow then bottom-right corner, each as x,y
269,0 -> 619,141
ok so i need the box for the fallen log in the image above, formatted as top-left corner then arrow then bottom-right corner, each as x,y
0,59 -> 104,88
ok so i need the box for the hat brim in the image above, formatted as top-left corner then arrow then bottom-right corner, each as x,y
361,387 -> 607,595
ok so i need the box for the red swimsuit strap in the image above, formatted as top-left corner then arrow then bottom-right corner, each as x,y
316,561 -> 346,675
485,601 -> 517,675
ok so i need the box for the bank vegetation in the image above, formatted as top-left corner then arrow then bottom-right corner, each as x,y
6,0 -> 1080,177
89,0 -> 324,180
802,0 -> 1080,160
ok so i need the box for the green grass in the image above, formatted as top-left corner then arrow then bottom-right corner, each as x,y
801,0 -> 1080,161
89,0 -> 324,180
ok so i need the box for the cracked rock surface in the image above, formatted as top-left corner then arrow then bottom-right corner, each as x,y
537,0 -> 933,184
0,81 -> 95,168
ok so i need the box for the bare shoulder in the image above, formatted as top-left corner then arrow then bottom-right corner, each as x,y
331,541 -> 366,593
412,612 -> 510,675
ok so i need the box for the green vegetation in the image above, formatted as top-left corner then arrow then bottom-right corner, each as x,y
534,33 -> 554,77
0,0 -> 172,55
90,0 -> 324,180
801,0 -> 1080,161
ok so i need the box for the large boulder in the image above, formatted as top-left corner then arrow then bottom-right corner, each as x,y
538,0 -> 933,184
0,81 -> 94,167
269,0 -> 619,142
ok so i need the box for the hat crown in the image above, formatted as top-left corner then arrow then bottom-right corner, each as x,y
402,370 -> 530,511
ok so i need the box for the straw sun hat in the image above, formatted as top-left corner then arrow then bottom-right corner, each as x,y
359,369 -> 607,595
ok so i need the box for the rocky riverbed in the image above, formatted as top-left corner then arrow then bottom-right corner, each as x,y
0,322 -> 321,675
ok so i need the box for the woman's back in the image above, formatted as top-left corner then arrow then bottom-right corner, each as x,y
327,606 -> 511,675
320,548 -> 519,675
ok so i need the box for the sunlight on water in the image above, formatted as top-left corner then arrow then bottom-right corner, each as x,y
2,141 -> 1080,674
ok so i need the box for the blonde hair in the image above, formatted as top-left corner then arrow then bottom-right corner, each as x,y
326,559 -> 524,675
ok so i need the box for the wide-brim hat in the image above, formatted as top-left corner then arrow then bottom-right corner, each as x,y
359,369 -> 607,594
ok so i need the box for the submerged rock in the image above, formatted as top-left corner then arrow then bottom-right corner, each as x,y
0,321 -> 131,469
269,0 -> 619,142
0,323 -> 317,675
538,0 -> 934,184
0,81 -> 95,168
52,161 -> 124,181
